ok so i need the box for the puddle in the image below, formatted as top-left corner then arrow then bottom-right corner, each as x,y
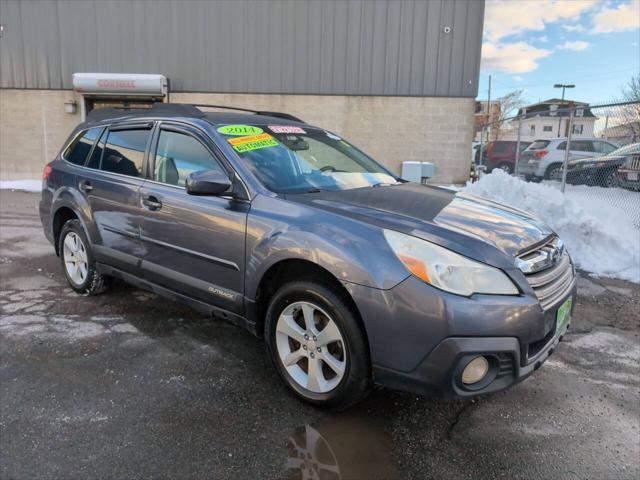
284,415 -> 398,480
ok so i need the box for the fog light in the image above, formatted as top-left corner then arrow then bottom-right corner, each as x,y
462,356 -> 489,385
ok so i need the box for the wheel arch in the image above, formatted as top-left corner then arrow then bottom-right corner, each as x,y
253,259 -> 370,350
544,162 -> 564,178
51,188 -> 95,255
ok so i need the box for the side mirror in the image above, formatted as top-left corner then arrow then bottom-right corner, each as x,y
185,170 -> 232,196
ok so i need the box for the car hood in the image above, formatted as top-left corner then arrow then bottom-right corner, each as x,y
286,183 -> 553,265
570,155 -> 625,168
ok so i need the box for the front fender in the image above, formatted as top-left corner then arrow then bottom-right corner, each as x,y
244,195 -> 409,300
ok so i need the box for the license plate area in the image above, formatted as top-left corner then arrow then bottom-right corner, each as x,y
628,171 -> 638,181
556,296 -> 572,335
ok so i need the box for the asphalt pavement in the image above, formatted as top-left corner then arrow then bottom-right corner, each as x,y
1,189 -> 639,480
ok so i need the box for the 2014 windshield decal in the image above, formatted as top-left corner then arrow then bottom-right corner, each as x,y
217,125 -> 264,136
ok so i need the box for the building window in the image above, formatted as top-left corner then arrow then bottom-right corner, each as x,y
572,124 -> 584,135
543,125 -> 553,132
530,125 -> 536,136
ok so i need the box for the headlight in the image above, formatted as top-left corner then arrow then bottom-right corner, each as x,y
384,230 -> 519,297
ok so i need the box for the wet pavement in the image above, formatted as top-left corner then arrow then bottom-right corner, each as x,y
1,189 -> 639,480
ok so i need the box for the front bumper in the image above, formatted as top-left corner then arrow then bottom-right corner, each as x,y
374,321 -> 570,398
516,159 -> 544,177
616,169 -> 640,190
347,273 -> 576,399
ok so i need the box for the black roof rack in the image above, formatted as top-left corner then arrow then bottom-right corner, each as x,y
85,102 -> 303,123
86,103 -> 205,122
189,103 -> 304,123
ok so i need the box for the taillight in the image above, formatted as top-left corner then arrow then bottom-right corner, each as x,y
42,164 -> 53,181
534,150 -> 548,158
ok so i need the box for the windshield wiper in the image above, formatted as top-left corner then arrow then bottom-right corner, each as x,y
371,182 -> 395,188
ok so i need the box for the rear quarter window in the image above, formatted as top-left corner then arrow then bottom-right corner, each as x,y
63,128 -> 102,165
529,140 -> 550,150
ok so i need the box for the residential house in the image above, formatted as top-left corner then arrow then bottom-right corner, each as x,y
512,99 -> 597,142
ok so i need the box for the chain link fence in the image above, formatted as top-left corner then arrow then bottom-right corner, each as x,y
474,100 -> 640,228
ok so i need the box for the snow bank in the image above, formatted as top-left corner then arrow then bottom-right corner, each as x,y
0,180 -> 42,192
463,170 -> 640,283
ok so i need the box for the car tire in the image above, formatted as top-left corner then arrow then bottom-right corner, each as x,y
603,170 -> 619,188
525,175 -> 543,183
496,163 -> 514,174
265,280 -> 371,410
58,219 -> 112,295
545,164 -> 563,181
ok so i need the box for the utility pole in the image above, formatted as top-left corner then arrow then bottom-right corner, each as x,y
554,83 -> 575,137
486,75 -> 492,143
561,103 -> 575,193
478,74 -> 492,167
514,107 -> 526,176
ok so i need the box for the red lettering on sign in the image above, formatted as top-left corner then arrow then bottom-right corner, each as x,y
96,79 -> 136,89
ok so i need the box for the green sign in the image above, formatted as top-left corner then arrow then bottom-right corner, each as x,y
233,138 -> 279,153
217,125 -> 263,136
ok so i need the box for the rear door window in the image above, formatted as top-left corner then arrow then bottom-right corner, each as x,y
529,140 -> 550,150
593,141 -> 617,154
571,141 -> 594,152
100,128 -> 151,177
64,128 -> 102,165
492,142 -> 509,153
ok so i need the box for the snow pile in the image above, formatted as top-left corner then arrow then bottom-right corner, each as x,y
0,180 -> 42,192
463,170 -> 640,283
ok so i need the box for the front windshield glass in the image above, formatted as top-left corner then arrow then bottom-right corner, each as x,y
216,124 -> 399,193
610,143 -> 640,157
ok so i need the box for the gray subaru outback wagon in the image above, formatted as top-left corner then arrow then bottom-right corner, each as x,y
40,103 -> 575,409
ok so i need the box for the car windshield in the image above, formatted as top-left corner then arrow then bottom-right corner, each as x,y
607,143 -> 640,157
216,124 -> 399,193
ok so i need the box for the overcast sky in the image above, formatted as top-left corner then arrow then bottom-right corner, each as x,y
478,0 -> 640,106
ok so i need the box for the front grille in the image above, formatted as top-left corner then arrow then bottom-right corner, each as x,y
518,237 -> 575,310
626,154 -> 640,170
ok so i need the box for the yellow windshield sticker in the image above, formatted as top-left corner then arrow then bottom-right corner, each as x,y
217,125 -> 264,136
227,133 -> 279,153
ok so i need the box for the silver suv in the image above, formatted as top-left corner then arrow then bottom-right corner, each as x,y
518,137 -> 618,181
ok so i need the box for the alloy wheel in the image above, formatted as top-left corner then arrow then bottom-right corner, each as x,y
275,301 -> 347,393
62,231 -> 88,286
548,167 -> 563,181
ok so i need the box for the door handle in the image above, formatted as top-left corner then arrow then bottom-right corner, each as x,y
142,194 -> 162,211
78,180 -> 93,193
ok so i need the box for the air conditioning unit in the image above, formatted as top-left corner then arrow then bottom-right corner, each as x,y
402,162 -> 436,184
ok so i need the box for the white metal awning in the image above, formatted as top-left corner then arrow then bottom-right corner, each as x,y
72,73 -> 167,97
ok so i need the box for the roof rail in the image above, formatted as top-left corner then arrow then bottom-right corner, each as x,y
189,103 -> 304,123
150,103 -> 205,117
85,103 -> 303,123
86,103 -> 205,122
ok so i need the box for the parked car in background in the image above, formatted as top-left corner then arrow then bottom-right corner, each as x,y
566,143 -> 640,188
40,103 -> 576,409
616,146 -> 640,191
517,137 -> 618,182
476,141 -> 532,174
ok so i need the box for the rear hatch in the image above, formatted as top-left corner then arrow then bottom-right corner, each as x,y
520,139 -> 550,162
